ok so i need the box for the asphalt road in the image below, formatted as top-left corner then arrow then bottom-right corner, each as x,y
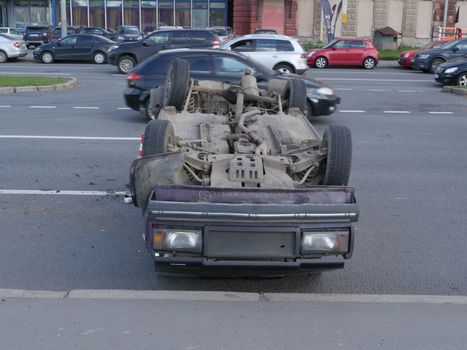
0,60 -> 466,295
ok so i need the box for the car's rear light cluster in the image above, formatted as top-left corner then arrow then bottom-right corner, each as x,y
128,72 -> 142,81
300,53 -> 307,59
212,40 -> 220,49
13,42 -> 21,48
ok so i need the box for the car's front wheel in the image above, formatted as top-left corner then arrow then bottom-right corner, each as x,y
143,119 -> 175,156
314,56 -> 328,69
274,63 -> 295,74
457,73 -> 467,87
429,58 -> 444,74
363,57 -> 376,69
41,51 -> 54,64
93,51 -> 106,64
0,50 -> 7,63
117,55 -> 136,73
320,125 -> 352,186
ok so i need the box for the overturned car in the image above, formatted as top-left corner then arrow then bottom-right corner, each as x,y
130,58 -> 359,276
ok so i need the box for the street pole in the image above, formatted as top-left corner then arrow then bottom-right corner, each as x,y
442,0 -> 449,29
61,0 -> 67,38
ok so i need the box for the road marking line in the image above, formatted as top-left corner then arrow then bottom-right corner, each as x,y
398,89 -> 417,92
384,110 -> 410,114
0,189 -> 128,196
428,111 -> 453,115
0,105 -> 11,108
118,107 -> 131,110
0,135 -> 139,141
118,82 -> 127,85
113,74 -> 125,77
29,106 -> 57,109
335,88 -> 353,91
339,110 -> 366,113
368,89 -> 388,92
73,106 -> 100,110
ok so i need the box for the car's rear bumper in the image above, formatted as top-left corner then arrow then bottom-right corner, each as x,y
308,93 -> 340,116
124,87 -> 149,111
398,57 -> 411,68
7,48 -> 28,58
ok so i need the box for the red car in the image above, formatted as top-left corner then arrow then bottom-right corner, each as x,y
398,40 -> 450,68
307,38 -> 379,69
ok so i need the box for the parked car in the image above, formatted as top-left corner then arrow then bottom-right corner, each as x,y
33,34 -> 114,64
123,49 -> 340,120
398,40 -> 450,68
221,34 -> 308,74
80,27 -> 116,41
207,26 -> 235,42
254,28 -> 278,34
48,26 -> 82,42
0,27 -> 23,40
307,38 -> 379,69
108,29 -> 220,73
412,39 -> 467,73
0,34 -> 28,62
23,25 -> 52,48
116,25 -> 142,43
435,56 -> 467,86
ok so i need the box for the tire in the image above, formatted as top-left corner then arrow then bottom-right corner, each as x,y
363,57 -> 376,69
117,55 -> 136,74
284,79 -> 307,114
304,100 -> 315,120
142,119 -> 175,156
458,73 -> 467,87
162,58 -> 190,111
143,98 -> 161,120
429,58 -> 444,74
93,51 -> 106,64
0,50 -> 7,63
41,51 -> 54,64
320,125 -> 352,186
314,56 -> 328,69
274,63 -> 295,74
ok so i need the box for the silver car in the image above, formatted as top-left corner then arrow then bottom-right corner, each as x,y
221,34 -> 308,74
0,27 -> 24,40
0,34 -> 28,63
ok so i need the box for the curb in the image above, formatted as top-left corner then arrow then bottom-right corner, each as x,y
441,85 -> 467,97
0,77 -> 78,94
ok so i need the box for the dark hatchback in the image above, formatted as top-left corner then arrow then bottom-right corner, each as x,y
435,56 -> 467,86
116,25 -> 142,42
24,26 -> 52,48
33,34 -> 115,64
124,49 -> 340,120
108,29 -> 220,73
412,39 -> 467,73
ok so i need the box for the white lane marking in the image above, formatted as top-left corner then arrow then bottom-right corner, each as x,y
368,89 -> 388,92
398,89 -> 417,92
113,74 -> 126,77
0,65 -> 95,70
0,189 -> 128,196
335,88 -> 353,91
30,106 -> 57,109
323,78 -> 432,82
118,82 -> 127,85
0,72 -> 71,76
73,106 -> 100,110
339,110 -> 366,113
0,105 -> 12,108
428,111 -> 453,115
0,135 -> 139,141
415,133 -> 433,135
384,110 -> 410,114
118,107 -> 131,110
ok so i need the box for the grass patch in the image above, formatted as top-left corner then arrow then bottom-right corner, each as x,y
0,76 -> 69,87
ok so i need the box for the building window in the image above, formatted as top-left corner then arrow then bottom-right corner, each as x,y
89,0 -> 105,28
159,0 -> 174,26
209,1 -> 225,26
192,1 -> 208,29
175,0 -> 190,28
123,0 -> 139,26
141,0 -> 156,33
107,0 -> 122,30
72,0 -> 87,26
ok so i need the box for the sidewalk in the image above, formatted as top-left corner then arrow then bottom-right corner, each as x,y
1,289 -> 466,350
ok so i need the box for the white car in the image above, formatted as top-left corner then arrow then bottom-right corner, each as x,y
0,27 -> 24,40
0,34 -> 28,63
221,34 -> 308,74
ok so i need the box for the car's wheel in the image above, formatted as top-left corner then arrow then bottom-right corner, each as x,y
41,51 -> 54,64
143,98 -> 161,120
142,119 -> 175,156
284,79 -> 307,115
274,63 -> 295,74
93,51 -> 106,64
117,55 -> 136,73
0,50 -> 7,63
304,100 -> 315,120
429,58 -> 444,74
162,58 -> 190,111
314,56 -> 328,69
320,125 -> 352,186
457,73 -> 467,87
363,57 -> 376,69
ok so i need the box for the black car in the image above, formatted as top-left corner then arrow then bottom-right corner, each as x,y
107,29 -> 220,73
24,26 -> 52,48
116,25 -> 142,43
123,49 -> 340,120
412,39 -> 467,73
33,34 -> 115,64
435,56 -> 467,86
80,27 -> 116,41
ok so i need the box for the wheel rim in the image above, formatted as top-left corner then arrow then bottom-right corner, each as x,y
0,52 -> 6,63
458,75 -> 467,87
95,53 -> 105,64
119,59 -> 134,73
277,66 -> 292,74
42,53 -> 52,63
365,58 -> 375,68
431,60 -> 441,72
316,58 -> 326,68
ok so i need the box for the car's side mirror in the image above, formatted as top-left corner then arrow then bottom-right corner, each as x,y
142,41 -> 148,47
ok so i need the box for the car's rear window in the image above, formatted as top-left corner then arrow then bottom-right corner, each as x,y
0,28 -> 7,33
26,27 -> 48,32
209,29 -> 227,36
122,27 -> 139,34
349,40 -> 366,48
276,40 -> 294,51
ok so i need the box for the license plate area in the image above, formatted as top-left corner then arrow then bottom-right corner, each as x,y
204,226 -> 298,259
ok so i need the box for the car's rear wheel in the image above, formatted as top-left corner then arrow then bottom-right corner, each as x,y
429,58 -> 444,74
142,119 -> 175,156
117,55 -> 136,73
284,79 -> 307,115
163,58 -> 190,111
93,51 -> 106,64
457,73 -> 467,87
0,50 -> 7,63
41,51 -> 54,64
273,63 -> 295,74
363,57 -> 376,69
320,125 -> 352,186
314,56 -> 328,68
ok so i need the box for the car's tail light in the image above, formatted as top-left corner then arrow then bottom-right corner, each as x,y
300,53 -> 307,59
212,39 -> 220,49
13,42 -> 21,48
127,72 -> 142,81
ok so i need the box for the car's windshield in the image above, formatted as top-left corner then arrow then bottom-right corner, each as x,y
323,40 -> 337,48
442,40 -> 461,49
122,27 -> 139,34
425,41 -> 449,50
